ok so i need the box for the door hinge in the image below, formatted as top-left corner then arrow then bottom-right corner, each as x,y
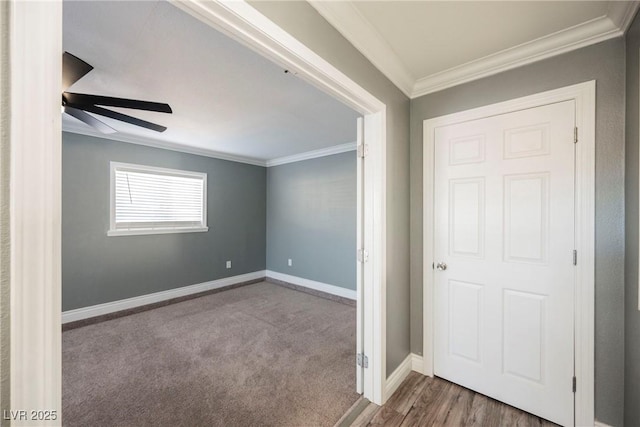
357,144 -> 369,158
357,249 -> 369,263
357,353 -> 369,368
574,127 -> 578,144
573,249 -> 577,266
572,376 -> 577,393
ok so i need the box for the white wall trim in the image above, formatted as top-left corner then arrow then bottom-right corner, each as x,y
62,269 -> 361,325
62,123 -> 267,167
607,1 -> 640,33
307,1 -> 639,99
594,421 -> 613,427
384,353 -> 412,401
411,13 -> 632,98
62,271 -> 266,324
422,81 -> 596,426
265,270 -> 357,300
265,142 -> 356,167
8,1 -> 62,425
64,123 -> 357,169
384,353 -> 425,401
410,353 -> 424,375
308,1 -> 414,98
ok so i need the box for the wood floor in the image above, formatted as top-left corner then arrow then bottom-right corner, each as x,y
346,372 -> 558,427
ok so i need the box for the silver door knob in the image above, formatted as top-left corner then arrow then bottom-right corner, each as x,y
436,262 -> 447,271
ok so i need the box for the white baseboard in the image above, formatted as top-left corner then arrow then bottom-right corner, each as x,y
63,270 -> 355,324
594,421 -> 613,427
411,353 -> 424,374
265,270 -> 357,300
385,353 -> 413,401
62,270 -> 266,324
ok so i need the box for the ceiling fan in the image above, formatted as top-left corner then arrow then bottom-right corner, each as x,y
62,52 -> 172,134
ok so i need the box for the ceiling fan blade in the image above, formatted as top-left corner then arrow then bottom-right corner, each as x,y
63,92 -> 172,113
68,103 -> 167,133
64,106 -> 117,134
62,52 -> 93,91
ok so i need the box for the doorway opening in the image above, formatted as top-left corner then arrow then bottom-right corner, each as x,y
6,0 -> 389,421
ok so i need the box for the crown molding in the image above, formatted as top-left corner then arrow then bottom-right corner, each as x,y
309,1 -> 640,99
62,121 -> 268,166
308,0 -> 414,97
266,141 -> 356,167
607,0 -> 640,32
63,121 -> 356,168
411,11 -> 636,97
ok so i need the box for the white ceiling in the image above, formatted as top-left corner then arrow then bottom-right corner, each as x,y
63,0 -> 360,164
310,1 -> 640,98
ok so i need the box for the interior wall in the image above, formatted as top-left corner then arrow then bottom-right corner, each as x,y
249,0 -> 411,376
410,38 -> 625,425
266,152 -> 356,290
625,12 -> 640,427
62,132 -> 266,311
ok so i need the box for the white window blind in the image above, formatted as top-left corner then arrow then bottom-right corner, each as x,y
109,162 -> 207,236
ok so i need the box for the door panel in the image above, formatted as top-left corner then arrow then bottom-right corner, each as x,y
433,100 -> 575,426
448,280 -> 483,363
449,178 -> 485,257
503,173 -> 548,263
503,289 -> 546,383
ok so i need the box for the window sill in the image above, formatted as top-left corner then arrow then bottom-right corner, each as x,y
107,227 -> 208,237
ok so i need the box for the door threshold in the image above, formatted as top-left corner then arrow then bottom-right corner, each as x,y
334,396 -> 371,427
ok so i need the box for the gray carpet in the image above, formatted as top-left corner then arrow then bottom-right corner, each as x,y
62,281 -> 359,427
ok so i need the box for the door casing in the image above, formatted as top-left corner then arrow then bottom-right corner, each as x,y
422,81 -> 596,426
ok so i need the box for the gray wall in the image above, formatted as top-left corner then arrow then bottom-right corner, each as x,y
250,1 -> 411,376
626,13 -> 640,427
409,39 -> 626,425
266,152 -> 356,290
62,132 -> 266,311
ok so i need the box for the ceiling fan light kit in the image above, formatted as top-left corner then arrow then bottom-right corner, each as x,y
61,51 -> 172,134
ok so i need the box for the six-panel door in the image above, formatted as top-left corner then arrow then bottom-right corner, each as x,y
433,100 -> 576,426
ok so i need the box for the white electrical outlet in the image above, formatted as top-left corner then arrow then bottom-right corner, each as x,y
287,259 -> 292,267
226,261 -> 232,269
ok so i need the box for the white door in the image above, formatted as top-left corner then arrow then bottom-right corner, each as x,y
433,100 -> 576,426
356,116 -> 364,394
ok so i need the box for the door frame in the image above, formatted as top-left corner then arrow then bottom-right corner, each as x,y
4,2 -> 63,425
422,81 -> 596,426
5,0 -> 389,420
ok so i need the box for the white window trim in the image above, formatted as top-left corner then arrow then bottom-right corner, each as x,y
108,161 -> 208,236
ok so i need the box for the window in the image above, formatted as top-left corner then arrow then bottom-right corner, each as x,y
109,162 -> 207,236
